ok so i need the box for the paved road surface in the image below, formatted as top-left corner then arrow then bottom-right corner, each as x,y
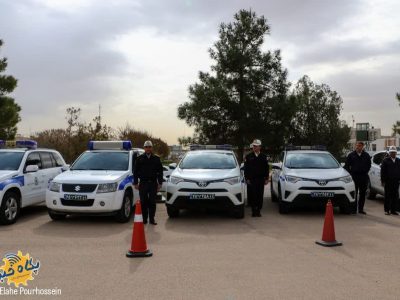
2,185 -> 400,299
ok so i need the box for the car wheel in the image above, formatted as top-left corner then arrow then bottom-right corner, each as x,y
366,181 -> 377,199
115,190 -> 133,223
270,181 -> 278,202
0,191 -> 20,225
166,205 -> 179,218
48,209 -> 67,220
278,185 -> 290,214
232,204 -> 245,219
339,203 -> 351,214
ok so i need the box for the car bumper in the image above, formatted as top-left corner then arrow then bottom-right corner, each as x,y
46,189 -> 124,213
166,182 -> 244,209
280,181 -> 356,205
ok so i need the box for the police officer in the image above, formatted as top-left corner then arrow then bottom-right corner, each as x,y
381,146 -> 400,215
244,139 -> 269,217
134,141 -> 164,225
344,141 -> 371,214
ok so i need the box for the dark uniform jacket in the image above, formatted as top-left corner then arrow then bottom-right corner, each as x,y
244,152 -> 269,181
344,151 -> 371,176
381,156 -> 400,184
133,153 -> 163,185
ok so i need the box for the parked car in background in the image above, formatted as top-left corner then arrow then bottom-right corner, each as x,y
271,146 -> 356,214
0,140 -> 67,225
368,151 -> 400,199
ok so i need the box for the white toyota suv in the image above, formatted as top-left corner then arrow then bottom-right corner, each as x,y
46,141 -> 142,222
166,145 -> 245,219
368,150 -> 400,199
0,140 -> 67,225
271,146 -> 356,214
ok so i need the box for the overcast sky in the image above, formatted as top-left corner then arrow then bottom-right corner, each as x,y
1,0 -> 399,144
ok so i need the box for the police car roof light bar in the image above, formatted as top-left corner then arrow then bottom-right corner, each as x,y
15,140 -> 38,149
88,140 -> 132,151
285,145 -> 327,151
189,144 -> 233,151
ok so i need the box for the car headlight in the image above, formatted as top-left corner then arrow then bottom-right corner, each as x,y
284,175 -> 303,183
49,181 -> 61,192
169,176 -> 184,185
338,175 -> 353,183
97,182 -> 118,193
223,177 -> 240,185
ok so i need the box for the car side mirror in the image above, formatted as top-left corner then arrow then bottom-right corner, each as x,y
61,165 -> 70,172
271,163 -> 282,170
25,165 -> 39,173
169,163 -> 177,170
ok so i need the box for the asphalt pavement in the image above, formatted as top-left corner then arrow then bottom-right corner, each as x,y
2,185 -> 400,300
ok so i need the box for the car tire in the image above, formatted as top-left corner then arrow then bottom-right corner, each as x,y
115,190 -> 133,223
0,191 -> 20,225
366,181 -> 377,200
270,181 -> 278,202
232,204 -> 245,219
166,205 -> 179,218
48,209 -> 67,221
278,185 -> 290,214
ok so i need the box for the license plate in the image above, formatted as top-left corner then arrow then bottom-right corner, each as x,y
64,194 -> 88,201
310,192 -> 335,198
189,194 -> 215,200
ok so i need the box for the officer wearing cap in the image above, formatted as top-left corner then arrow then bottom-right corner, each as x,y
381,146 -> 400,215
244,139 -> 269,217
344,141 -> 371,214
134,141 -> 163,225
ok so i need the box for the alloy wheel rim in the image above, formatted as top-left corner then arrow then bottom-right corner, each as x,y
5,197 -> 18,220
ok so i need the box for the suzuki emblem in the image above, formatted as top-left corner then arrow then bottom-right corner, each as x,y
74,185 -> 81,192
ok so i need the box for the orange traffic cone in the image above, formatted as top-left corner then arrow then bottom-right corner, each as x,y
315,200 -> 342,247
126,200 -> 153,257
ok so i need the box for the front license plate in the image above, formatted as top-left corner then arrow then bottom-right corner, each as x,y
64,194 -> 88,201
310,192 -> 335,198
189,194 -> 215,200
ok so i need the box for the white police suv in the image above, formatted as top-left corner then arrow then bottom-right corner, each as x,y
0,140 -> 67,225
271,146 -> 356,214
46,141 -> 142,222
166,145 -> 245,219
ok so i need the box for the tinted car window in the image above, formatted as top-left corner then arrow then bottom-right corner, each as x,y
0,152 -> 25,170
285,153 -> 340,169
40,152 -> 54,169
71,152 -> 129,171
26,152 -> 42,169
179,152 -> 237,169
51,152 -> 64,167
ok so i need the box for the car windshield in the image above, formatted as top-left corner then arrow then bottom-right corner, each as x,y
0,152 -> 25,170
71,151 -> 129,171
285,152 -> 340,169
179,152 -> 237,169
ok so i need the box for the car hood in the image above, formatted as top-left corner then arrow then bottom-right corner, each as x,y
53,170 -> 128,183
172,168 -> 239,181
0,171 -> 19,182
284,167 -> 350,180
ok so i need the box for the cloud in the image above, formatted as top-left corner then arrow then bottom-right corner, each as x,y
0,0 -> 399,142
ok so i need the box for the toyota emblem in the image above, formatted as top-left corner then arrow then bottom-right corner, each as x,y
197,181 -> 208,187
318,180 -> 327,186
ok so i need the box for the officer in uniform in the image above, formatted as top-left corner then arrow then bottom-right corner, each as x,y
134,141 -> 164,225
344,141 -> 371,214
244,139 -> 269,217
381,146 -> 400,215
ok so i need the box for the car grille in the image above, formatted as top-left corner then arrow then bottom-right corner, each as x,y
61,199 -> 94,207
298,187 -> 345,190
62,184 -> 97,193
178,188 -> 228,192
